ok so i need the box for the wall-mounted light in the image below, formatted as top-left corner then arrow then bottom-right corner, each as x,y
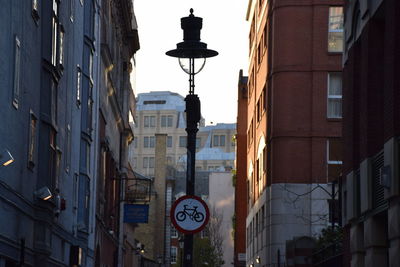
256,256 -> 261,264
34,186 -> 52,200
0,149 -> 14,166
136,242 -> 145,254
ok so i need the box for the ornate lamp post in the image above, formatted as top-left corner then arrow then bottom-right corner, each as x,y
166,8 -> 218,267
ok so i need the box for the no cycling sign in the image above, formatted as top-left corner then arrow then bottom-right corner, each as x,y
170,195 -> 210,234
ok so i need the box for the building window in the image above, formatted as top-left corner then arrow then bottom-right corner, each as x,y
144,136 -> 155,148
328,7 -> 344,52
144,116 -> 156,127
327,73 -> 342,118
143,157 -> 155,169
69,0 -> 74,21
32,0 -> 39,21
212,135 -> 226,147
132,157 -> 137,168
77,65 -> 82,106
13,36 -> 21,109
65,124 -> 71,172
49,128 -> 57,189
179,136 -> 187,147
28,111 -> 37,169
327,138 -> 342,180
77,174 -> 90,229
196,138 -> 201,148
51,81 -> 58,125
59,26 -> 64,67
51,0 -> 59,66
167,136 -> 173,148
170,247 -> 177,264
161,115 -> 173,127
171,226 -> 178,238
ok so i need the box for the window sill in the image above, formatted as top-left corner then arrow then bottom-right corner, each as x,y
327,51 -> 343,56
327,118 -> 342,122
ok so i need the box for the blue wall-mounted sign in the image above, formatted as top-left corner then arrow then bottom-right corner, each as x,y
123,204 -> 149,223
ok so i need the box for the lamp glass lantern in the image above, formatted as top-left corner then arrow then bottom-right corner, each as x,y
166,8 -> 218,94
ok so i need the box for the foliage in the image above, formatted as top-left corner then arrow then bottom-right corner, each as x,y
231,169 -> 237,187
193,206 -> 225,267
313,226 -> 344,263
231,213 -> 236,240
315,226 -> 343,250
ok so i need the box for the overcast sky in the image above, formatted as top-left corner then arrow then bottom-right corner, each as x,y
133,0 -> 249,125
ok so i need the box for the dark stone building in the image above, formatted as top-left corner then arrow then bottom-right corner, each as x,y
0,0 -> 139,266
342,0 -> 400,266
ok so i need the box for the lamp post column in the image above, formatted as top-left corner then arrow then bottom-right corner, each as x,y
183,63 -> 200,266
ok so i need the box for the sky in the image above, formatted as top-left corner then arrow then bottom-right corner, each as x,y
133,0 -> 249,125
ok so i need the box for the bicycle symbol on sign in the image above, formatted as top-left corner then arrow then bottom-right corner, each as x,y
176,205 -> 205,223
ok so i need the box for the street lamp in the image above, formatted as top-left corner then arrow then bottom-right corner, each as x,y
0,149 -> 14,166
166,8 -> 218,267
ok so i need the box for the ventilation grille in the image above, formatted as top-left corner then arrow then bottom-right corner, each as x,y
372,152 -> 385,209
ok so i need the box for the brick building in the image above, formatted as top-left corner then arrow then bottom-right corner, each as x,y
239,0 -> 343,266
234,70 -> 248,266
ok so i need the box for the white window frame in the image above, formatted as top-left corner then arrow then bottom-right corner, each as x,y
327,139 -> 342,181
144,115 -> 156,128
327,139 -> 342,165
144,136 -> 155,148
161,115 -> 173,127
170,246 -> 177,264
327,72 -> 342,119
171,225 -> 178,238
213,135 -> 226,147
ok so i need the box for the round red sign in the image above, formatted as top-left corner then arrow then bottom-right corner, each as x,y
170,195 -> 210,234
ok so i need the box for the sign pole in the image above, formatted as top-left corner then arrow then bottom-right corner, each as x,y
184,91 -> 200,267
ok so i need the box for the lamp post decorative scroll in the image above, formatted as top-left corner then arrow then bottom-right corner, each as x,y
166,8 -> 218,267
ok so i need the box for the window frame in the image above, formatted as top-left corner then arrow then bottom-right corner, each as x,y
32,0 -> 40,21
328,6 -> 344,53
28,110 -> 37,169
170,246 -> 177,264
13,35 -> 21,109
179,136 -> 187,147
327,72 -> 343,119
167,136 -> 173,148
327,138 -> 343,180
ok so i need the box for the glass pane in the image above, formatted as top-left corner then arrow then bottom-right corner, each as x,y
149,157 -> 154,168
213,135 -> 219,146
328,98 -> 342,118
150,136 -> 155,147
167,136 -> 172,147
220,135 -> 226,146
329,7 -> 343,31
161,116 -> 166,127
168,115 -> 173,127
329,73 -> 342,95
328,32 -> 344,52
